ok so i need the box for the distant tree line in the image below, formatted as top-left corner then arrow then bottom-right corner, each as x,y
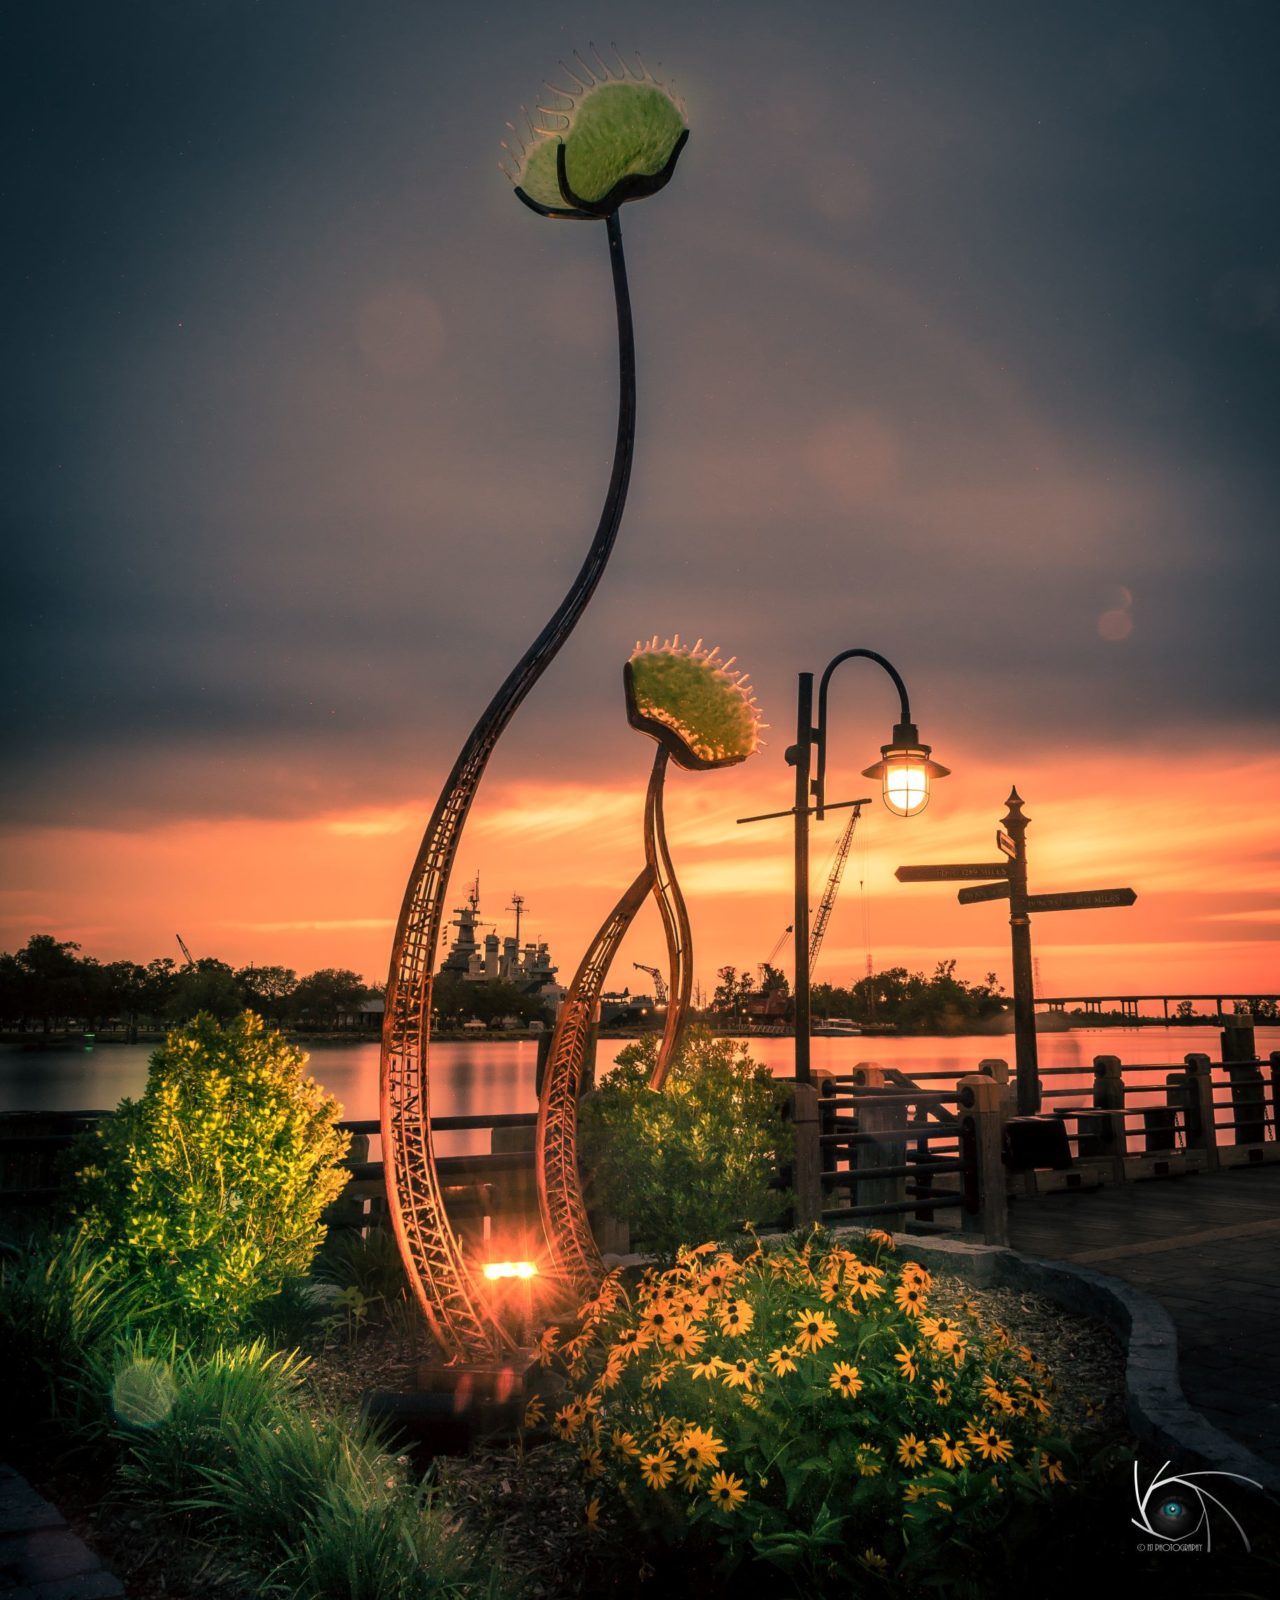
0,934 -> 375,1035
711,958 -> 1008,1034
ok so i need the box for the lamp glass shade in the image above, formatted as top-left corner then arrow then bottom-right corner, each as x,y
861,731 -> 949,818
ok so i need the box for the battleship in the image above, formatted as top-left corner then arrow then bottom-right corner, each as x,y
438,876 -> 561,997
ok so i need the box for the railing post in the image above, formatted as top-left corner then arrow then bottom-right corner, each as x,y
1226,1060 -> 1266,1149
978,1057 -> 1014,1115
850,1063 -> 907,1228
958,1074 -> 1007,1247
1271,1052 -> 1280,1144
1092,1055 -> 1127,1175
789,1081 -> 821,1228
1183,1053 -> 1220,1172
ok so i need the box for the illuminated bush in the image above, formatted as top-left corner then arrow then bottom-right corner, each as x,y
533,1231 -> 1077,1590
75,1011 -> 350,1334
580,1029 -> 792,1261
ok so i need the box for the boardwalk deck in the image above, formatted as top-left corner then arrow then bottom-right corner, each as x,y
1006,1163 -> 1280,1468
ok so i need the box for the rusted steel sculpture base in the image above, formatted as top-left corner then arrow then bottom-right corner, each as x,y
380,212 -> 636,1364
537,746 -> 693,1294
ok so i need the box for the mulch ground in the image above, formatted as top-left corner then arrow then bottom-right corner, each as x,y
10,1276 -> 1132,1599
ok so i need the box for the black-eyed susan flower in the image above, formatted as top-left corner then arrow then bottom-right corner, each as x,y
677,1425 -> 726,1474
708,1470 -> 748,1513
854,1444 -> 883,1477
929,1432 -> 970,1469
901,1262 -> 933,1290
639,1447 -> 676,1491
921,1315 -> 961,1351
717,1297 -> 755,1337
894,1283 -> 927,1318
858,1549 -> 889,1574
866,1227 -> 896,1251
767,1346 -> 798,1377
966,1424 -> 1014,1464
610,1427 -> 640,1458
931,1378 -> 953,1407
897,1433 -> 927,1469
793,1308 -> 838,1354
847,1266 -> 886,1302
1038,1453 -> 1067,1484
829,1361 -> 864,1399
689,1356 -> 723,1381
579,1443 -> 605,1477
523,1394 -> 547,1429
893,1343 -> 918,1383
720,1356 -> 760,1390
660,1317 -> 706,1361
643,1359 -> 674,1392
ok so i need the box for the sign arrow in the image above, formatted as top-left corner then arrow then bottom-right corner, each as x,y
1025,888 -> 1137,913
957,881 -> 1012,905
896,863 -> 1011,883
997,830 -> 1016,858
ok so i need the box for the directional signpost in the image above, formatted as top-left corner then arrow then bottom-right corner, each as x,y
896,788 -> 1137,1115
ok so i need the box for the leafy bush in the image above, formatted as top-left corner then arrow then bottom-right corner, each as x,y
533,1229 -> 1078,1594
580,1029 -> 792,1260
74,1011 -> 351,1335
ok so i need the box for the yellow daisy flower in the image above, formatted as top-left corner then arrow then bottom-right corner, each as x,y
721,1356 -> 760,1391
523,1395 -> 547,1429
767,1346 -> 798,1377
639,1448 -> 676,1491
689,1356 -> 723,1381
792,1308 -> 839,1354
643,1360 -> 675,1392
855,1445 -> 883,1477
866,1228 -> 896,1250
931,1378 -> 953,1407
847,1267 -> 886,1302
901,1262 -> 932,1289
536,1326 -> 561,1366
641,1304 -> 672,1336
708,1470 -> 748,1513
896,1433 -> 927,1469
929,1432 -> 970,1470
717,1298 -> 755,1337
579,1444 -> 605,1478
610,1428 -> 640,1458
676,1426 -> 726,1474
965,1422 -> 1013,1463
552,1402 -> 585,1440
893,1283 -> 927,1317
920,1315 -> 961,1351
660,1318 -> 706,1361
1038,1453 -> 1067,1485
584,1495 -> 602,1531
893,1344 -> 918,1382
829,1362 -> 864,1400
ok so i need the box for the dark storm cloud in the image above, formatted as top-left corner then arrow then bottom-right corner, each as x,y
4,0 -> 1278,828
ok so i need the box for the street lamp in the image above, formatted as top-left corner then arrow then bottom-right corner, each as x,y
742,649 -> 949,1083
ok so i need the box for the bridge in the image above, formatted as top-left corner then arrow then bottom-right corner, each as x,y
1038,992 -> 1279,1023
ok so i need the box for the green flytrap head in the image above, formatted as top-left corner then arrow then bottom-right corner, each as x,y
625,636 -> 765,771
502,45 -> 688,218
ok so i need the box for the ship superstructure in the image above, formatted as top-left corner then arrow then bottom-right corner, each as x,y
439,876 -> 559,993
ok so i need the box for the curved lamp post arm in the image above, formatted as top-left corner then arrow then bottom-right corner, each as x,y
814,649 -> 913,820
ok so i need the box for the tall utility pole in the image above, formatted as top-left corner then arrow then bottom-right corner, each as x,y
790,674 -> 815,1084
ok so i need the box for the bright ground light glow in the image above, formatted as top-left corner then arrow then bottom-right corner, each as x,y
483,1261 -> 538,1280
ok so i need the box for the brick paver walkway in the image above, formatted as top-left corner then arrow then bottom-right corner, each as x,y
1006,1163 -> 1280,1468
0,1463 -> 124,1599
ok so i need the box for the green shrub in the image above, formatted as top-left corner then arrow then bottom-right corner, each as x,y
580,1029 -> 792,1261
535,1230 -> 1080,1594
74,1011 -> 351,1335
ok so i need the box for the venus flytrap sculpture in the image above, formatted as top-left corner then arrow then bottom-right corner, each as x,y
537,638 -> 764,1297
381,53 -> 688,1366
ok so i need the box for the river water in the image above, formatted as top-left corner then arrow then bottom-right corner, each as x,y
3,1026 -> 1275,1156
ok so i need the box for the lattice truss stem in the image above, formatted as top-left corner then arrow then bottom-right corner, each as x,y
380,211 -> 636,1364
536,746 -> 695,1294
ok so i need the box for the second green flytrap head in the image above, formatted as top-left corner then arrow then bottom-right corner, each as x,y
503,47 -> 687,216
626,637 -> 765,770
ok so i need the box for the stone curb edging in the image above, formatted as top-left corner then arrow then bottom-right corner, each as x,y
0,1462 -> 126,1598
859,1230 -> 1280,1500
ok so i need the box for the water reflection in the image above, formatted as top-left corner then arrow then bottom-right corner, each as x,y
3,1028 -> 1273,1131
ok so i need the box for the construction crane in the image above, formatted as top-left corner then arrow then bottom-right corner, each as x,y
766,925 -> 793,965
808,803 -> 864,976
632,962 -> 668,1005
175,933 -> 196,969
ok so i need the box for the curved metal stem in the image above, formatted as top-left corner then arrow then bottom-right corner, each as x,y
814,648 -> 912,817
644,748 -> 692,1089
380,211 -> 636,1363
536,864 -> 654,1298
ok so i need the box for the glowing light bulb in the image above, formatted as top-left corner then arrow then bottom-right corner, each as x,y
483,1260 -> 538,1280
883,760 -> 930,817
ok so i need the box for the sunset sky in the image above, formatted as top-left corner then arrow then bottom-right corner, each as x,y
5,2 -> 1278,1005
